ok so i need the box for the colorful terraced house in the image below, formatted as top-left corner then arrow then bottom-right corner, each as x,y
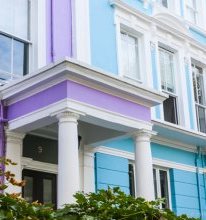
0,0 -> 206,219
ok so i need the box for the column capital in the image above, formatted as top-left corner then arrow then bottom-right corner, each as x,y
57,111 -> 80,123
5,130 -> 25,144
133,129 -> 157,142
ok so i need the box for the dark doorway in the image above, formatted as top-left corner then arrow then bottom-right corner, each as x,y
22,169 -> 57,208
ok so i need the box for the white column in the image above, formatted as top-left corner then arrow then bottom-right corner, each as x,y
57,112 -> 80,208
5,131 -> 25,194
133,129 -> 156,201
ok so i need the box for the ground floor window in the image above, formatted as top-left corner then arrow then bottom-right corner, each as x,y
22,169 -> 57,208
129,163 -> 135,197
129,164 -> 170,208
153,167 -> 170,209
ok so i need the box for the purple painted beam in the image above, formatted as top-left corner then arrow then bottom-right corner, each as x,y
7,81 -> 150,122
46,0 -> 73,63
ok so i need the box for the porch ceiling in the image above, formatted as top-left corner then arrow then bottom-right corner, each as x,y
30,121 -> 125,146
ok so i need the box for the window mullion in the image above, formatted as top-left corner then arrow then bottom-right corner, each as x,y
11,38 -> 14,79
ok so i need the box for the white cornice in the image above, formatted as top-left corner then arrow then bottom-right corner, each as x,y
0,58 -> 166,108
153,119 -> 206,147
110,0 -> 206,53
8,98 -> 153,132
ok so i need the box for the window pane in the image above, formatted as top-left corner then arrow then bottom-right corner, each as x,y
13,40 -> 26,76
197,74 -> 205,105
161,0 -> 168,8
0,0 -> 13,34
159,48 -> 175,93
187,8 -> 196,23
153,169 -> 158,199
0,35 -> 12,74
0,0 -> 29,39
192,65 -> 205,105
121,32 -> 139,80
128,36 -> 139,79
163,96 -> 178,124
43,179 -> 53,204
129,164 -> 135,197
121,32 -> 129,76
24,176 -> 33,203
14,0 -> 29,39
159,170 -> 169,209
197,106 -> 206,133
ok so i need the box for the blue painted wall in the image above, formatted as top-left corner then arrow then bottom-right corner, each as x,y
170,169 -> 206,218
103,139 -> 198,167
95,143 -> 206,218
89,0 -> 151,75
90,0 -> 118,74
95,152 -> 130,194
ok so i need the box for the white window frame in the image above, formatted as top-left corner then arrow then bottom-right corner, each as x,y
186,0 -> 198,25
118,25 -> 143,83
0,34 -> 30,82
153,166 -> 172,209
158,45 -> 180,125
191,62 -> 206,133
0,0 -> 32,84
128,163 -> 171,209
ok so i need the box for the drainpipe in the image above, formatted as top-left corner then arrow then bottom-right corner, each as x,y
201,151 -> 206,219
195,146 -> 203,220
50,0 -> 54,63
0,100 -> 8,185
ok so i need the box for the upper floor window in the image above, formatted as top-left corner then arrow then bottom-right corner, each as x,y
0,34 -> 28,82
159,47 -> 178,124
120,31 -> 140,81
186,0 -> 198,24
153,168 -> 170,209
0,0 -> 30,40
0,0 -> 30,83
192,63 -> 206,133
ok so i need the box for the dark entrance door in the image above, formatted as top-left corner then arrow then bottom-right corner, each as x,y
22,169 -> 57,208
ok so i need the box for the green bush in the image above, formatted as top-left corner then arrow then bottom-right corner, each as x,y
56,187 -> 199,220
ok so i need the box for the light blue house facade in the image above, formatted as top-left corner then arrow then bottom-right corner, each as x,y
87,0 -> 206,218
0,0 -> 206,219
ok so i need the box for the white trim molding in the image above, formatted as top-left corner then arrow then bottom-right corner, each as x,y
21,157 -> 58,174
86,145 -> 206,174
1,58 -> 167,108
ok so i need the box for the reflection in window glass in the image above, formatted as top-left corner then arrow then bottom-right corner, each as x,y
24,176 -> 33,203
197,106 -> 206,133
153,169 -> 158,199
0,0 -> 29,39
43,179 -> 52,204
160,170 -> 169,209
0,34 -> 28,81
192,63 -> 206,133
121,32 -> 140,80
13,40 -> 25,75
0,35 -> 12,74
153,168 -> 170,209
